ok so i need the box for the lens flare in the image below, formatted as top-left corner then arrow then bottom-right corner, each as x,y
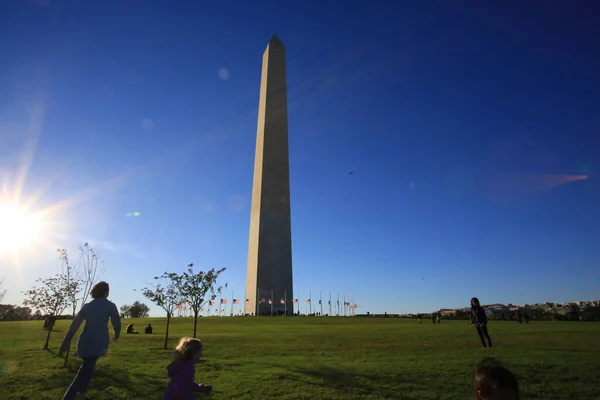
0,203 -> 44,253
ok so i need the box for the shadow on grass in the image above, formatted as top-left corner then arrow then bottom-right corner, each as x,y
537,348 -> 586,353
285,365 -> 406,399
202,361 -> 222,370
47,365 -> 164,399
44,348 -> 56,355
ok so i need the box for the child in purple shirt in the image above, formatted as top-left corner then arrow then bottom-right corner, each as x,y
163,337 -> 213,399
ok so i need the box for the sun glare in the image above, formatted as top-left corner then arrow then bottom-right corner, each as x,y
0,203 -> 43,253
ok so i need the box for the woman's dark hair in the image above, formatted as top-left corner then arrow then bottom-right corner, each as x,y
475,358 -> 519,400
90,281 -> 110,299
471,297 -> 480,308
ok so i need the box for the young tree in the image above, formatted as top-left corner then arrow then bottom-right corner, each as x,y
76,242 -> 102,307
57,248 -> 83,319
171,264 -> 226,338
139,274 -> 182,349
58,243 -> 103,367
22,274 -> 74,349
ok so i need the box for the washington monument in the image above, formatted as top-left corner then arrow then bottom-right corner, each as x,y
245,34 -> 293,315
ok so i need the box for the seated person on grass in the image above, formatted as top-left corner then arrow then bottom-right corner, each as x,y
126,323 -> 139,334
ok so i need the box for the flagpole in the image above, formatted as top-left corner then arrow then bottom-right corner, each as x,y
243,290 -> 246,316
256,288 -> 259,316
297,290 -> 300,316
349,296 -> 352,316
348,296 -> 352,317
231,291 -> 234,316
270,290 -> 274,316
337,292 -> 340,316
344,294 -> 347,316
284,290 -> 287,316
320,291 -> 323,316
309,290 -> 312,315
329,292 -> 332,316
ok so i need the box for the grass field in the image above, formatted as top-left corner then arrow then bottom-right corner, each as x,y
0,317 -> 599,399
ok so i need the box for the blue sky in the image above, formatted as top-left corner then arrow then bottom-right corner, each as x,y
1,1 -> 599,316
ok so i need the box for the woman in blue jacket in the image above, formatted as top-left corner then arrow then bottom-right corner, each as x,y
59,281 -> 121,400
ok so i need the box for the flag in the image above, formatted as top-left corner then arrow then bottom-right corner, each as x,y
233,299 -> 240,304
319,300 -> 322,305
221,299 -> 228,304
337,301 -> 339,305
328,300 -> 331,305
209,301 -> 215,306
260,297 -> 266,303
280,299 -> 285,304
293,299 -> 298,304
268,299 -> 272,305
246,298 -> 250,303
307,299 -> 311,304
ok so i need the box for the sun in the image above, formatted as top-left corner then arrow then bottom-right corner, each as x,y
0,203 -> 43,253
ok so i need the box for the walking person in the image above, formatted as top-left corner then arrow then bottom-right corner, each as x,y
470,297 -> 492,348
59,281 -> 121,400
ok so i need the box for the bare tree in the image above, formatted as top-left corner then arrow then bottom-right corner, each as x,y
23,274 -> 74,349
76,242 -> 102,307
57,249 -> 83,320
171,264 -> 226,338
0,278 -> 6,303
139,274 -> 182,349
58,243 -> 103,366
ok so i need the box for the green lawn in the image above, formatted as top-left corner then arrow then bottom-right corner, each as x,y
0,317 -> 599,399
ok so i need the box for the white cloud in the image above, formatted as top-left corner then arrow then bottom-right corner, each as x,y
86,239 -> 144,259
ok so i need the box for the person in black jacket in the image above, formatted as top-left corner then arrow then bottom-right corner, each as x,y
471,297 -> 492,348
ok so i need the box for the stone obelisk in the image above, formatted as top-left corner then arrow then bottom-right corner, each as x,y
245,34 -> 293,316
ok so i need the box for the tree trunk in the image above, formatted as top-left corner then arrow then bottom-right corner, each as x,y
63,346 -> 71,367
163,314 -> 171,350
43,326 -> 52,350
193,310 -> 199,338
62,305 -> 79,365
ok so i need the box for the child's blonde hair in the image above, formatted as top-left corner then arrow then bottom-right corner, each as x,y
173,337 -> 203,362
